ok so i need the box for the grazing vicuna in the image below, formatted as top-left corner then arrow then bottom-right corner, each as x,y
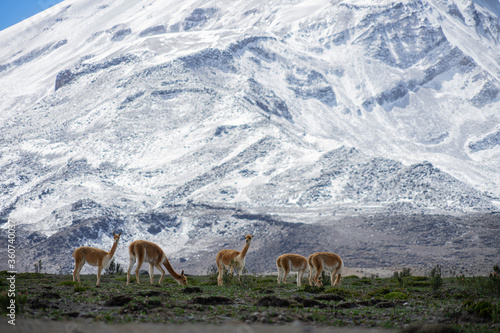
72,232 -> 121,286
308,252 -> 343,286
215,234 -> 253,286
126,240 -> 187,286
276,253 -> 309,286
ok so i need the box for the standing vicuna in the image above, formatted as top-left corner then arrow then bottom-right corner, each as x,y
126,240 -> 187,286
276,253 -> 309,286
72,232 -> 121,286
215,234 -> 253,286
308,252 -> 344,286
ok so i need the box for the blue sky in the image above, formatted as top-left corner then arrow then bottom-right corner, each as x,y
0,0 -> 65,31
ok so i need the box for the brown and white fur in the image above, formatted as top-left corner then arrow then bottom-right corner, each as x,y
215,235 -> 253,286
126,240 -> 187,286
308,252 -> 343,286
72,232 -> 121,286
276,253 -> 309,286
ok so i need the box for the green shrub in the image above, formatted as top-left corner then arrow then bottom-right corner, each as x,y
383,292 -> 408,301
404,276 -> 431,287
466,300 -> 499,321
354,278 -> 372,285
367,287 -> 391,297
351,280 -> 372,286
430,265 -> 443,292
223,260 -> 238,285
104,259 -> 124,275
16,273 -> 38,279
0,292 -> 10,314
489,265 -> 500,296
393,268 -> 409,286
324,287 -> 358,298
206,264 -> 218,285
205,263 -> 235,286
408,276 -> 429,281
239,272 -> 258,288
34,260 -> 43,274
0,291 -> 28,314
74,285 -> 86,293
318,271 -> 329,286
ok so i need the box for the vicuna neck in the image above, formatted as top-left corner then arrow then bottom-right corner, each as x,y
240,241 -> 251,258
163,259 -> 182,280
107,240 -> 119,258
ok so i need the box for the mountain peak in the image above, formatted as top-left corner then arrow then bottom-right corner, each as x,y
1,0 -> 499,273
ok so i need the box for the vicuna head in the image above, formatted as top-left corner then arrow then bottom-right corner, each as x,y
245,234 -> 253,244
178,270 -> 188,286
113,232 -> 121,243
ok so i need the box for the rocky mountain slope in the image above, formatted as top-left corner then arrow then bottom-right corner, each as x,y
0,0 -> 499,273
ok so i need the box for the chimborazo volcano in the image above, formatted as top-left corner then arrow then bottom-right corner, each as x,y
0,0 -> 499,275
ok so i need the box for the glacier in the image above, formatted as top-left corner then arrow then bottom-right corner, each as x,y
0,0 -> 499,274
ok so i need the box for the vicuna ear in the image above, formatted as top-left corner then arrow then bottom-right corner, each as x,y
181,270 -> 185,276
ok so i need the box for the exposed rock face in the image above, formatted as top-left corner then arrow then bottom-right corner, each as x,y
0,0 -> 499,273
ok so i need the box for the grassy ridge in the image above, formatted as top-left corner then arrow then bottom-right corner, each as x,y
1,268 -> 499,332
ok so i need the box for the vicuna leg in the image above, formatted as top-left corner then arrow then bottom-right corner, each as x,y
135,255 -> 145,285
217,263 -> 224,287
276,260 -> 282,284
156,264 -> 166,284
74,262 -> 84,284
73,254 -> 84,285
277,267 -> 284,284
313,263 -> 323,287
283,259 -> 291,284
331,267 -> 342,285
308,265 -> 315,286
126,255 -> 136,286
297,269 -> 304,287
282,267 -> 289,284
280,258 -> 289,284
149,263 -> 155,284
237,267 -> 243,283
97,265 -> 103,287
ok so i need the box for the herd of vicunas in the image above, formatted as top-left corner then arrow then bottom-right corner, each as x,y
72,232 -> 343,288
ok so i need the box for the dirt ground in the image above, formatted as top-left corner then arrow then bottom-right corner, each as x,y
0,318 -> 397,333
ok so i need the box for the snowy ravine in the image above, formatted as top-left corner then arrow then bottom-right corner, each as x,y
0,0 -> 499,274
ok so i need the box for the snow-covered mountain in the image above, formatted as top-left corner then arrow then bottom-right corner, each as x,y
0,0 -> 499,274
